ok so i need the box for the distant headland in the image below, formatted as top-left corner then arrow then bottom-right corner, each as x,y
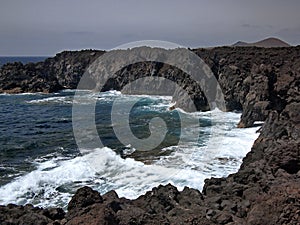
232,37 -> 290,48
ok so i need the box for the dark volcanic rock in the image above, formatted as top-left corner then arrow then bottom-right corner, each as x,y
67,186 -> 103,215
65,185 -> 210,225
0,50 -> 105,93
1,46 -> 299,127
193,46 -> 300,127
65,187 -> 121,225
0,204 -> 64,225
0,46 -> 299,224
82,47 -> 213,112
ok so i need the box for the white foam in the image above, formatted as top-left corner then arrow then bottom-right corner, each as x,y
0,155 -> 95,207
26,96 -> 73,104
61,89 -> 76,93
0,92 -> 44,96
0,147 -> 183,207
0,93 -> 260,209
27,91 -> 171,106
0,116 -> 259,208
127,94 -> 172,101
102,90 -> 122,96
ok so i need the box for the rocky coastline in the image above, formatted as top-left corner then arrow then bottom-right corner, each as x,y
0,46 -> 299,224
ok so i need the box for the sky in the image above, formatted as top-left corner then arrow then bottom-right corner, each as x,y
0,0 -> 300,56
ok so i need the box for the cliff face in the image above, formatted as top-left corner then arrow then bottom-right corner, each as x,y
0,47 -> 299,224
194,46 -> 300,128
1,47 -> 299,128
0,50 -> 105,93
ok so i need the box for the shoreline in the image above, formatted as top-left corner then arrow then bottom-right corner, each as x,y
0,46 -> 299,224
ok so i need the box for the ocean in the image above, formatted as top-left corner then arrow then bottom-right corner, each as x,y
0,90 -> 260,209
0,56 -> 260,209
0,56 -> 47,67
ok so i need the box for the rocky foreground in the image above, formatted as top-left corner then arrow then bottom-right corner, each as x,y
0,46 -> 299,224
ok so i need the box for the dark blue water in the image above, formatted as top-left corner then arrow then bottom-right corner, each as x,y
0,91 -> 189,186
0,92 -> 76,185
0,90 -> 258,208
0,57 -> 47,67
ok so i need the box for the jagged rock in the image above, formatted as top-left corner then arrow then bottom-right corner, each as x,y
67,186 -> 103,213
0,204 -> 62,225
0,46 -> 299,224
0,50 -> 105,93
64,185 -> 209,225
1,46 -> 300,128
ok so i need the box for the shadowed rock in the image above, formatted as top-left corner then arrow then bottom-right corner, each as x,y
0,46 -> 299,224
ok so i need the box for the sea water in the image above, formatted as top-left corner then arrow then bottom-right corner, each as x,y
0,56 -> 47,67
0,90 -> 260,209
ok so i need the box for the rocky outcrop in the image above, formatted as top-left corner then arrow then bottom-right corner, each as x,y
0,50 -> 104,93
198,79 -> 300,224
1,46 -> 299,127
194,46 -> 300,127
0,204 -> 65,225
93,46 -> 300,126
64,185 -> 211,225
82,47 -> 213,112
0,46 -> 299,224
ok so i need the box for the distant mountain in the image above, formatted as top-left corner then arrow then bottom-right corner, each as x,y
232,37 -> 290,48
232,41 -> 249,47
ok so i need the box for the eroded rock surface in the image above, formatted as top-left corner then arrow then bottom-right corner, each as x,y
0,46 -> 299,224
1,46 -> 299,127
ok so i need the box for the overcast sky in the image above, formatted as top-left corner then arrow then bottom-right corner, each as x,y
1,0 -> 300,56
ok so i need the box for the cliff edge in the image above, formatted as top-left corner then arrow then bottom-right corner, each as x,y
0,46 -> 299,224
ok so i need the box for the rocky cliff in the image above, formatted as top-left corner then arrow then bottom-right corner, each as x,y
0,46 -> 299,224
1,46 -> 299,128
0,50 -> 105,93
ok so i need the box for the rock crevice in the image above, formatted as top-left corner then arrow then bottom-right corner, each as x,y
0,46 -> 299,224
